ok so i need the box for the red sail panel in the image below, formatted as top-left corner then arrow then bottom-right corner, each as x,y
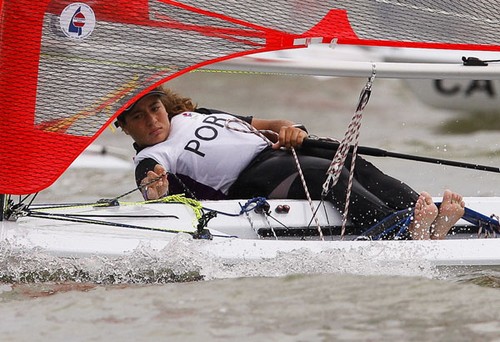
2,0 -> 500,194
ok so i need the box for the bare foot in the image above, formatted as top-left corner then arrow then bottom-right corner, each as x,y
431,190 -> 465,240
408,192 -> 438,240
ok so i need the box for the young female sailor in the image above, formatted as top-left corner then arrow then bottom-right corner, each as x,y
116,86 -> 465,240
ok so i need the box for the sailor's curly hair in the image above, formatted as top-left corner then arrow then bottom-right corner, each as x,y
156,86 -> 197,118
115,85 -> 197,127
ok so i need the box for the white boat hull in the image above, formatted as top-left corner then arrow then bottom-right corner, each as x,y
1,197 -> 499,267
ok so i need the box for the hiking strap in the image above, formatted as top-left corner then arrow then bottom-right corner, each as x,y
461,207 -> 500,237
362,205 -> 500,240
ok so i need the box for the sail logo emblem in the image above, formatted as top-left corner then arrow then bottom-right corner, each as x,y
59,3 -> 96,40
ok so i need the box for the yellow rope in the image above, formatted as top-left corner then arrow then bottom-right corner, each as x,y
154,194 -> 204,221
122,194 -> 204,229
36,194 -> 204,228
28,194 -> 206,234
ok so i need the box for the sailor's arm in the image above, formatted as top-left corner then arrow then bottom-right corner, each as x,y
250,118 -> 309,149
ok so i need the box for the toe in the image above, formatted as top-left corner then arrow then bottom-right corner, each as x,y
442,189 -> 452,202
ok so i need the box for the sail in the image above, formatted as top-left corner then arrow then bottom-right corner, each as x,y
1,0 -> 500,194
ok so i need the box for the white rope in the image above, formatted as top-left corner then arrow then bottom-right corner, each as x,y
291,147 -> 324,240
225,117 -> 323,238
224,117 -> 275,146
322,65 -> 376,238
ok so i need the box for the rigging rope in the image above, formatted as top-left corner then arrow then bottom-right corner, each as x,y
321,64 -> 376,238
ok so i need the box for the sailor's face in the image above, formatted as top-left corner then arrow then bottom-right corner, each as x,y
121,96 -> 171,147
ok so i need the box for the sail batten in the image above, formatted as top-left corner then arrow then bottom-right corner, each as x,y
2,0 -> 500,194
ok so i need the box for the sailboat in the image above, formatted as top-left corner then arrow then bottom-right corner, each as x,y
1,0 -> 500,267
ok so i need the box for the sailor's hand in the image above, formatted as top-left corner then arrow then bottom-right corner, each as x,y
272,125 -> 308,150
141,164 -> 169,200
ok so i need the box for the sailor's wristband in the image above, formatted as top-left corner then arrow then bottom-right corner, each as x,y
292,124 -> 308,133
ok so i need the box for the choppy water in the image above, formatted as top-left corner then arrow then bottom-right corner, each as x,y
1,273 -> 500,341
2,71 -> 500,341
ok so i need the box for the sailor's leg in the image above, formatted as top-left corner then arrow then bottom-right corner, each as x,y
285,155 -> 399,230
347,156 -> 419,210
299,146 -> 419,210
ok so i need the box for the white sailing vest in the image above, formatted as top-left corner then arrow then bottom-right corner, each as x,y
134,112 -> 269,194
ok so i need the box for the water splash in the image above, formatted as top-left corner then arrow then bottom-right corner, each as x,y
0,235 -> 440,284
